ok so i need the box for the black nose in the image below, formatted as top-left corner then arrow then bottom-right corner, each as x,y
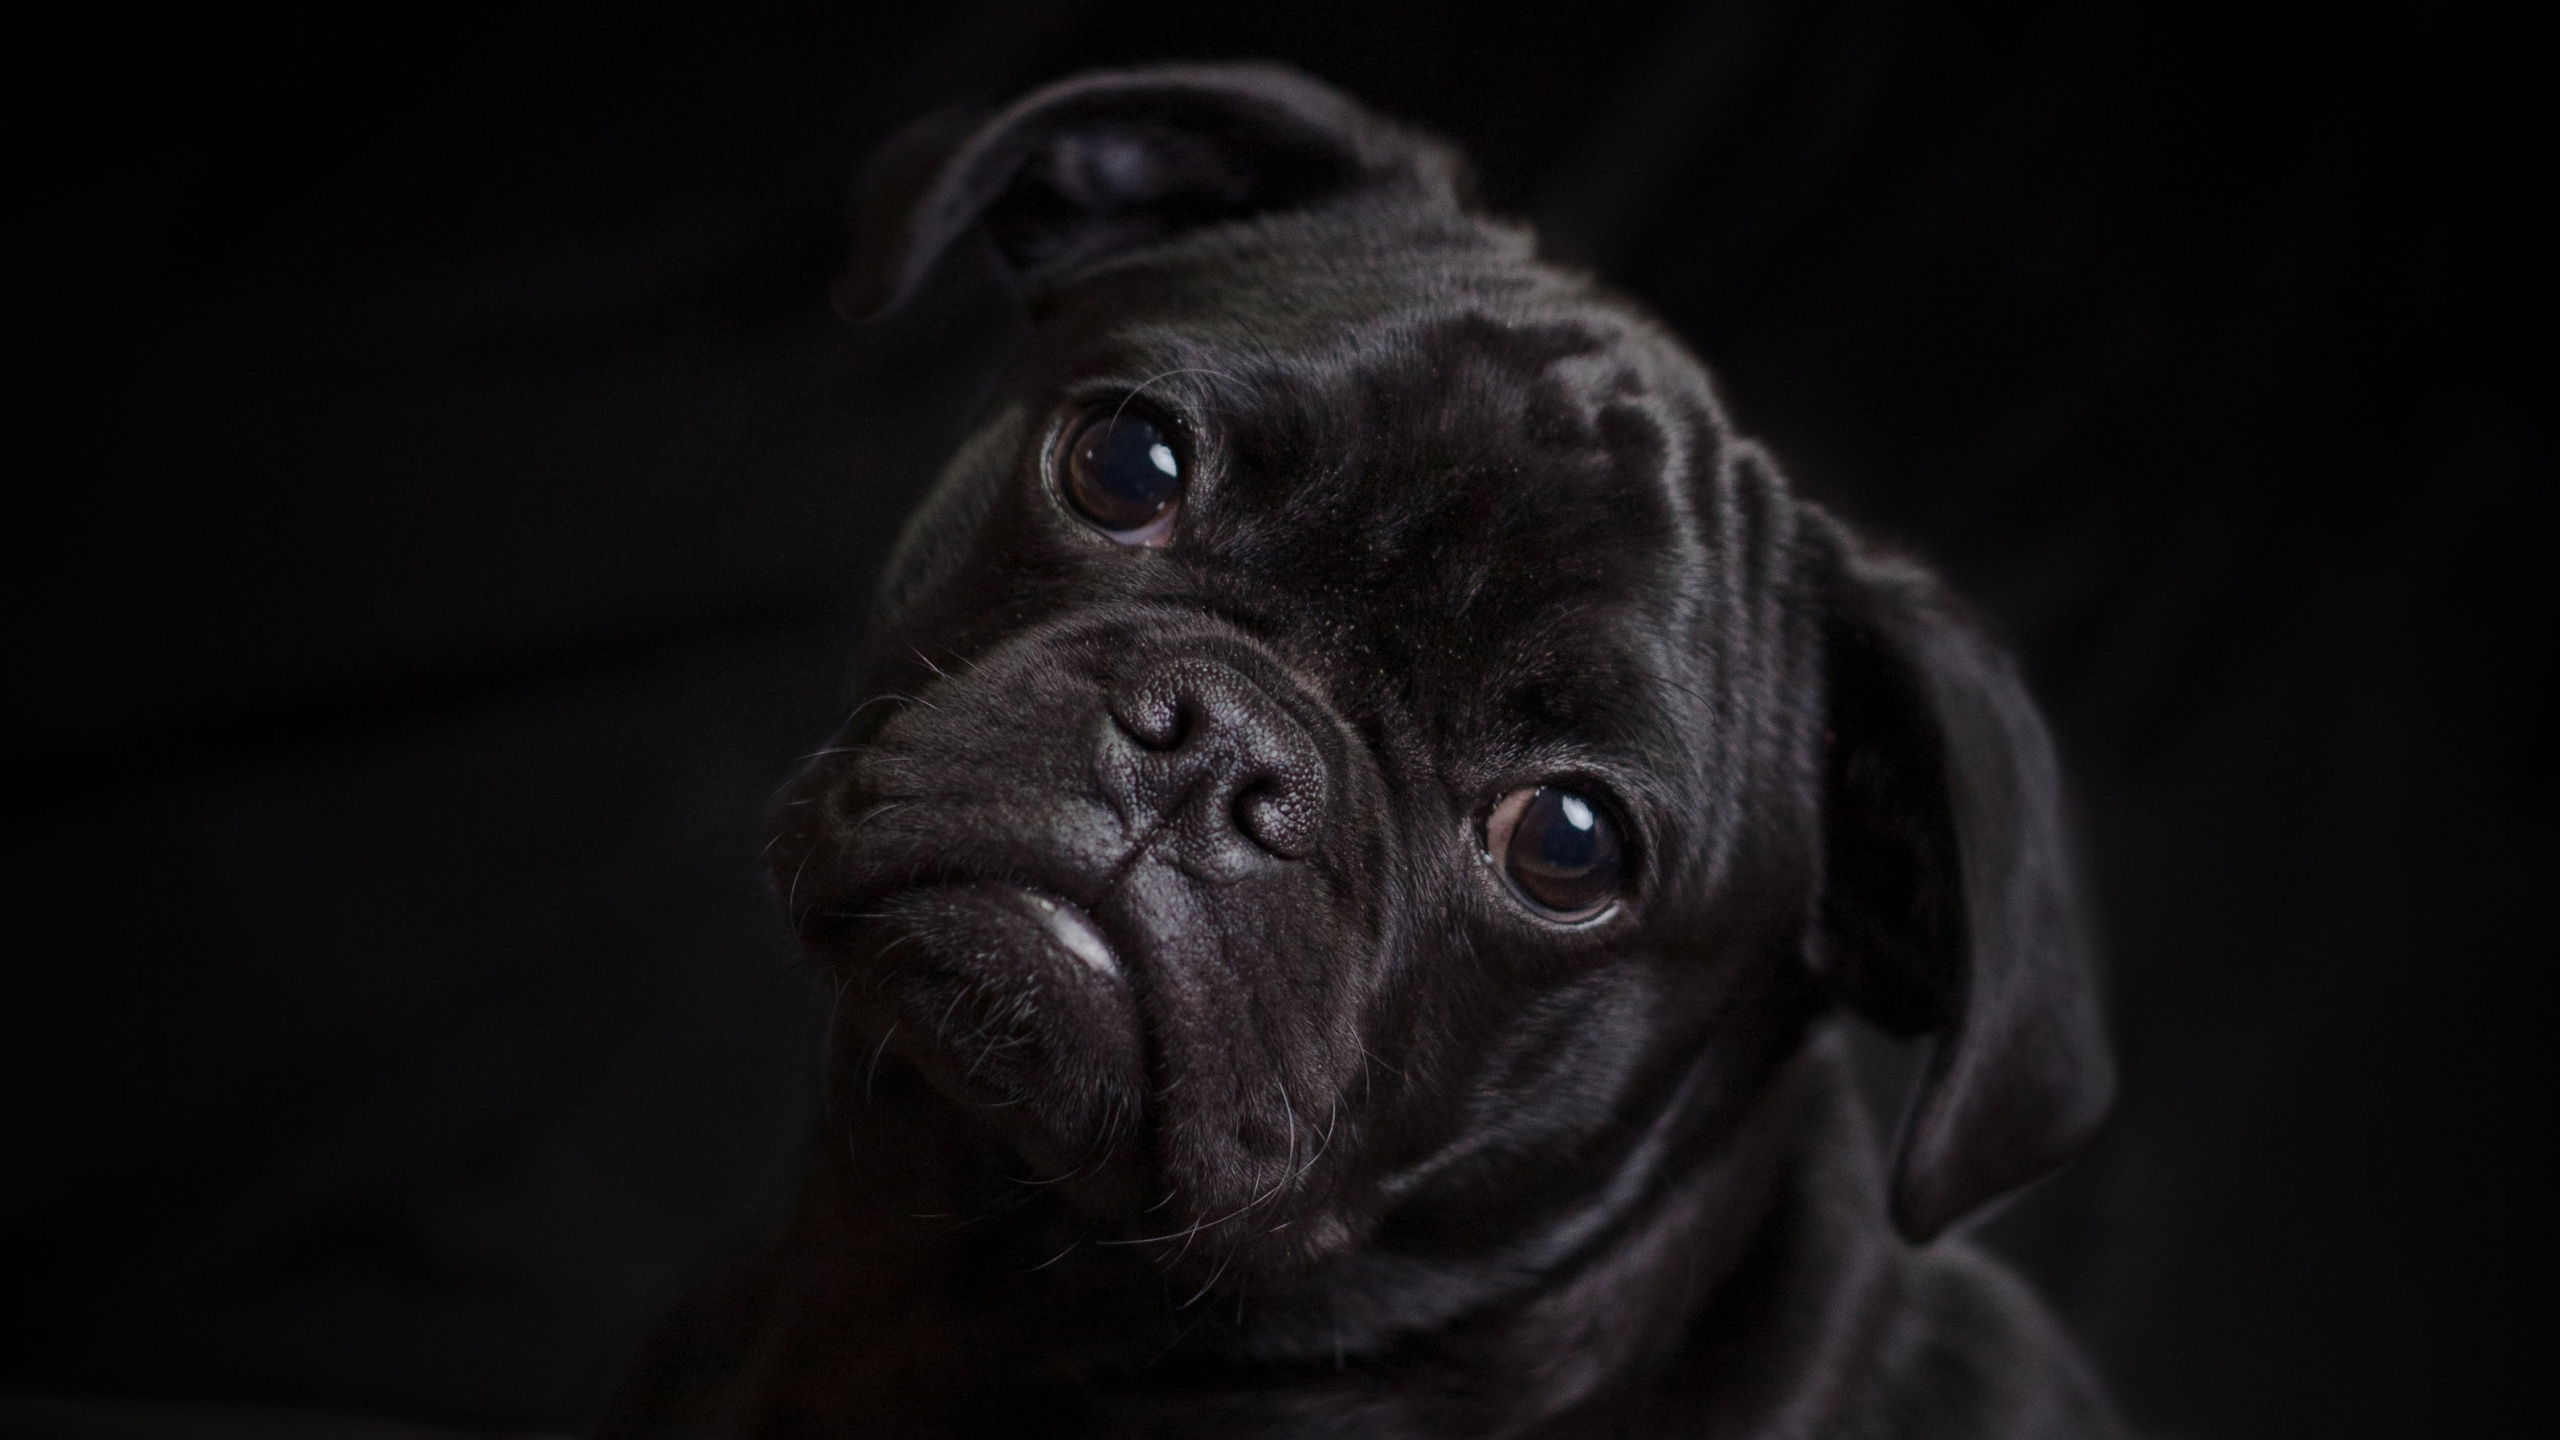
1104,657 -> 1327,863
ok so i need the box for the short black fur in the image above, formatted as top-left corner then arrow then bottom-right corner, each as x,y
601,63 -> 2123,1440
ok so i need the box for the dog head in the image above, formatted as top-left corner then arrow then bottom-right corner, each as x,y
772,65 -> 2111,1286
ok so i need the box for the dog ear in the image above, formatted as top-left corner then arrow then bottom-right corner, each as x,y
834,63 -> 1473,319
1812,520 -> 2115,1242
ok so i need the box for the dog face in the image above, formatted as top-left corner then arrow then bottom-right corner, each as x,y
772,66 -> 2110,1287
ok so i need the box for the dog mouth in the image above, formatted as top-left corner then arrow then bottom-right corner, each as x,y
785,797 -> 1384,1273
821,867 -> 1134,986
829,871 -> 1138,998
808,872 -> 1150,1181
1011,886 -> 1123,981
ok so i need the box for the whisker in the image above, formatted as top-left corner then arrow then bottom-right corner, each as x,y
863,1021 -> 898,1104
1020,1224 -> 1096,1274
1178,1249 -> 1236,1310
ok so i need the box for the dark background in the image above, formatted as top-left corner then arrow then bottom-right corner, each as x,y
9,4 -> 2549,1437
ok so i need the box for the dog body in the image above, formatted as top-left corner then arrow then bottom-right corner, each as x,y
601,66 -> 2124,1439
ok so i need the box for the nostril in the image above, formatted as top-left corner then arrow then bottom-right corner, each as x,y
1234,772 -> 1322,859
1106,656 -> 1329,861
1115,693 -> 1191,750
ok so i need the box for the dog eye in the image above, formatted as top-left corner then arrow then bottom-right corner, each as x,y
1483,785 -> 1624,919
1057,404 -> 1182,544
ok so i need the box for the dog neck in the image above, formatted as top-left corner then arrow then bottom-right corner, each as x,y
1105,1022 -> 1853,1436
624,1017 -> 1898,1439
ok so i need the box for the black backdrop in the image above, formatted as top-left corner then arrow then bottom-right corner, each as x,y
10,4 -> 2549,1437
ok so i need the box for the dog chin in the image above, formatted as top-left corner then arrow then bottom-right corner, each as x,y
833,882 -> 1148,1182
815,878 -> 1377,1280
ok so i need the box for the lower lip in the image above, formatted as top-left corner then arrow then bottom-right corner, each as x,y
1014,889 -> 1122,980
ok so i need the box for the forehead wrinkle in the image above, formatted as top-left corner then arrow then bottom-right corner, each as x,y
1367,310 -> 1719,813
1093,264 -> 1727,683
1187,304 -> 1688,593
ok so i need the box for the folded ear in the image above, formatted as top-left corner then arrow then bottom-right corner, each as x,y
1812,517 -> 2115,1242
833,63 -> 1474,319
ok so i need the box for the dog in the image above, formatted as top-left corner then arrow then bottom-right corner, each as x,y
598,64 -> 2127,1439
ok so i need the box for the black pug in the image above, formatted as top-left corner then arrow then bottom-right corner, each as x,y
601,64 -> 2125,1440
